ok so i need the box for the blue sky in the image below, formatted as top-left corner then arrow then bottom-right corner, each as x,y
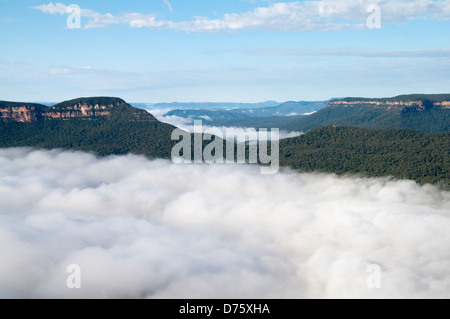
1,0 -> 449,102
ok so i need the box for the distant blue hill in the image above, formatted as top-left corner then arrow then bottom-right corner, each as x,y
163,100 -> 329,123
153,101 -> 280,109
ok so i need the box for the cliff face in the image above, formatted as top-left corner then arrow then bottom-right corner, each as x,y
43,103 -> 112,120
0,97 -> 156,123
329,99 -> 450,109
0,106 -> 42,122
329,95 -> 450,112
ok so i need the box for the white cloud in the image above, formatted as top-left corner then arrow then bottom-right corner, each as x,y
139,105 -> 303,140
152,111 -> 303,141
163,0 -> 174,13
49,66 -> 94,75
32,2 -> 158,29
33,1 -> 450,32
0,148 -> 449,298
33,2 -> 68,14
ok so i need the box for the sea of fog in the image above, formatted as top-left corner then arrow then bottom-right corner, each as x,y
0,148 -> 449,298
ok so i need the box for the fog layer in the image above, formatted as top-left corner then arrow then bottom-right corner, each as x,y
0,148 -> 449,298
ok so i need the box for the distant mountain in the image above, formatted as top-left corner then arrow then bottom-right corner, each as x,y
265,101 -> 327,116
279,126 -> 450,188
154,101 -> 280,109
281,94 -> 450,133
0,97 -> 175,158
165,100 -> 328,123
165,109 -> 249,122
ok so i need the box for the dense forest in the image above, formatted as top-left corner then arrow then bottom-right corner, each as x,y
279,126 -> 450,188
0,119 -> 176,159
2,120 -> 448,187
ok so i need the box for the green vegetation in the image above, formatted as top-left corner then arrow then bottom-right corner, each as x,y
0,101 -> 47,110
1,96 -> 449,188
279,126 -> 450,188
0,119 -> 176,159
281,104 -> 449,133
51,97 -> 127,109
165,101 -> 328,123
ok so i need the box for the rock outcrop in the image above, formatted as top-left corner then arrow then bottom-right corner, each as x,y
0,97 -> 156,123
329,94 -> 450,112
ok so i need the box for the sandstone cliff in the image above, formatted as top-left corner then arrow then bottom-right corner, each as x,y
0,97 -> 156,123
329,94 -> 450,112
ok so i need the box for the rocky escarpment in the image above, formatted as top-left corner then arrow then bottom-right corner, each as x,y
329,94 -> 450,112
0,97 -> 157,123
0,102 -> 46,122
280,94 -> 450,134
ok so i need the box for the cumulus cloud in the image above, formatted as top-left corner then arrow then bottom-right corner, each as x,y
33,1 -> 450,32
0,148 -> 450,298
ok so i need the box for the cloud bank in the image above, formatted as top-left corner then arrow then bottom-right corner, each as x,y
151,112 -> 303,141
0,148 -> 449,298
33,1 -> 450,32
